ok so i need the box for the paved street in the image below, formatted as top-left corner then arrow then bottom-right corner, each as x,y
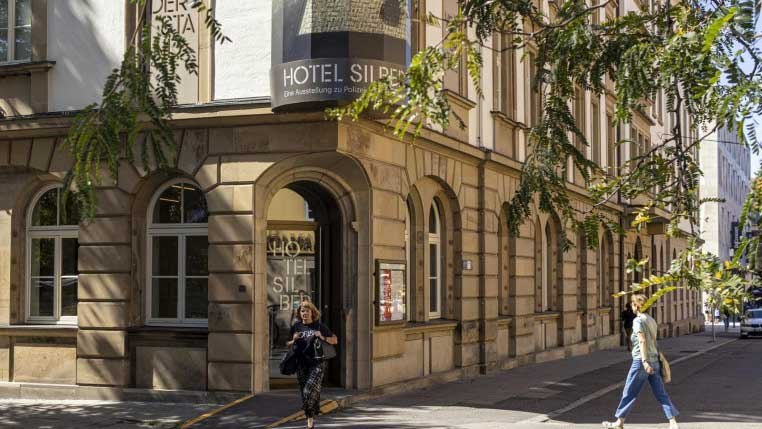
0,329 -> 756,428
276,330 -> 756,429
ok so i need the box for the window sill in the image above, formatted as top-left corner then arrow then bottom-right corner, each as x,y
402,319 -> 459,335
0,60 -> 55,77
0,324 -> 77,337
128,326 -> 208,334
127,326 -> 209,343
496,316 -> 514,327
490,110 -> 524,130
533,311 -> 562,321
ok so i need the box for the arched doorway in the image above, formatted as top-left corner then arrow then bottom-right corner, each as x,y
266,181 -> 346,389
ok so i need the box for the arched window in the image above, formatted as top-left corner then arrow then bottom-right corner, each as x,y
405,198 -> 414,321
542,222 -> 554,311
27,184 -> 80,323
428,201 -> 442,319
534,218 -> 544,313
598,238 -> 605,308
147,180 -> 209,325
577,232 -> 587,311
634,239 -> 643,284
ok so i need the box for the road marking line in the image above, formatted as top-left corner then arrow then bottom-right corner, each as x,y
265,399 -> 339,428
179,394 -> 254,428
518,337 -> 738,425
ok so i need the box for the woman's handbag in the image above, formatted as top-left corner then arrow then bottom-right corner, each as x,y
279,348 -> 299,375
313,338 -> 337,361
659,351 -> 671,383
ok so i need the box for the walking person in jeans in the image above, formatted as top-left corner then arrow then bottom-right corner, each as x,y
603,294 -> 679,429
287,301 -> 338,429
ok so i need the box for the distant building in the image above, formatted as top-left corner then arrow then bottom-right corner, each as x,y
700,126 -> 751,261
700,126 -> 751,311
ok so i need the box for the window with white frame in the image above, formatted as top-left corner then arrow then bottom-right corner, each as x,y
428,201 -> 442,319
27,185 -> 79,323
147,181 -> 209,325
0,0 -> 32,62
405,198 -> 412,321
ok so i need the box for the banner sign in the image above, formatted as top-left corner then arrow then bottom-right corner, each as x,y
271,0 -> 409,110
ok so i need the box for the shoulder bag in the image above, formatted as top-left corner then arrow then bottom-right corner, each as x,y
644,315 -> 671,383
279,348 -> 299,375
659,351 -> 672,383
312,337 -> 337,361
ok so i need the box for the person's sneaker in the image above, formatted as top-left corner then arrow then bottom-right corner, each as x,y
602,421 -> 624,428
669,421 -> 679,429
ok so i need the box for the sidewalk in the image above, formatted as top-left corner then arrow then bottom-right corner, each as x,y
186,329 -> 736,428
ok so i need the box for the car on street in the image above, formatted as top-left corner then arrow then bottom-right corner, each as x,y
740,309 -> 762,338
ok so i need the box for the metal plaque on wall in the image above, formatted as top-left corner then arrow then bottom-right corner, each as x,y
270,0 -> 409,110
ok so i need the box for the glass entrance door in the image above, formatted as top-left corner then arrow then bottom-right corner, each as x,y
267,223 -> 319,386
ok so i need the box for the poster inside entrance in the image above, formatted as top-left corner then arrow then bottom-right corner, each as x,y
267,228 -> 318,379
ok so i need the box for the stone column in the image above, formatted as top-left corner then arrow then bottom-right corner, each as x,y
476,166 -> 499,373
454,162 -> 480,373
561,227 -> 578,346
77,188 -> 133,387
513,220 -> 536,358
206,184 -> 254,392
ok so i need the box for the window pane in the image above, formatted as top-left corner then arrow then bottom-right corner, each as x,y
0,1 -> 7,27
429,278 -> 438,313
428,206 -> 437,233
429,243 -> 437,277
152,278 -> 178,318
60,192 -> 80,226
153,185 -> 182,223
186,236 -> 208,276
0,29 -> 7,62
31,238 -> 54,277
62,238 -> 78,276
61,277 -> 78,316
185,278 -> 208,319
13,26 -> 30,61
14,0 -> 30,26
32,188 -> 58,226
152,236 -> 178,275
30,278 -> 54,317
183,185 -> 208,223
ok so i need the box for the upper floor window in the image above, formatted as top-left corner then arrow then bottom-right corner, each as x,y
27,185 -> 79,324
528,51 -> 542,127
591,99 -> 601,165
0,0 -> 31,62
147,180 -> 209,326
607,113 -> 616,176
497,34 -> 516,119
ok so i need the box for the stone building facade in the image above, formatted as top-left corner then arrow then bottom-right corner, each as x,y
0,0 -> 702,395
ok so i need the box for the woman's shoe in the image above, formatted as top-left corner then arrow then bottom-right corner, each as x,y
602,421 -> 624,428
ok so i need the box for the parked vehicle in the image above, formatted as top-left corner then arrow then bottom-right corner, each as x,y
740,309 -> 762,338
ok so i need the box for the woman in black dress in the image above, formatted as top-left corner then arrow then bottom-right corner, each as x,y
287,300 -> 338,429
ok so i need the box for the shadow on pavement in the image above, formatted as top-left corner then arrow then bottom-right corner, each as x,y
0,400 -> 211,428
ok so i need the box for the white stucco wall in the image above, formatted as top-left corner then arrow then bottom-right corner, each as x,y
47,0 -> 125,112
700,126 -> 750,261
213,1 -> 271,100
